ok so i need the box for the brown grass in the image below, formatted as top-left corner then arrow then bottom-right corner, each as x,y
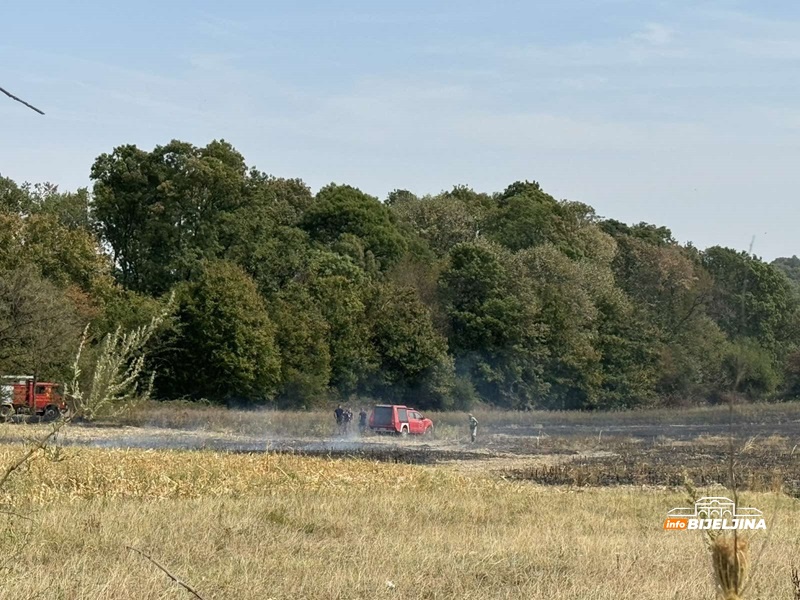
0,442 -> 797,599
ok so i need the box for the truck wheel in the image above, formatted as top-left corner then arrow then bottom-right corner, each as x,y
0,405 -> 13,420
425,426 -> 434,438
399,426 -> 409,437
43,405 -> 60,421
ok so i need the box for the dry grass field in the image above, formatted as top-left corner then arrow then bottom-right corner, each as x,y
0,430 -> 799,599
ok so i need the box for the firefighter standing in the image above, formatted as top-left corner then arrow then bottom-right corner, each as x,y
468,414 -> 478,443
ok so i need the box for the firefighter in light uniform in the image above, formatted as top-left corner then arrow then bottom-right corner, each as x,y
468,414 -> 478,443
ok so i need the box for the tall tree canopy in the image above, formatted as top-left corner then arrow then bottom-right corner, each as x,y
3,140 -> 800,409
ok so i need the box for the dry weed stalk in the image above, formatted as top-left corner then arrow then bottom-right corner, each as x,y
0,84 -> 45,114
792,566 -> 800,600
711,535 -> 749,600
0,423 -> 64,491
126,546 -> 207,600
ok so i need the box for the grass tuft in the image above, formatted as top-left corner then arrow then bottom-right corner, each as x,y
711,535 -> 749,600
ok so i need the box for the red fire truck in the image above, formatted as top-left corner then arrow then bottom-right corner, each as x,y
0,376 -> 67,420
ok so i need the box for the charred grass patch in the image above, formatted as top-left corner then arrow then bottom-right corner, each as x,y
503,435 -> 800,495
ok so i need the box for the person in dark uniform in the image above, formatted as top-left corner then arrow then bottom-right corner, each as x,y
334,404 -> 344,434
343,407 -> 353,434
359,408 -> 368,435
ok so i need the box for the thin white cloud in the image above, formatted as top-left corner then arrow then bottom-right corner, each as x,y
423,31 -> 690,70
729,38 -> 800,60
556,75 -> 609,91
451,111 -> 709,153
193,15 -> 257,39
631,23 -> 674,46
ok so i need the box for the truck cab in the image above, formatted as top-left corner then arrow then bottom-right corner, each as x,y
0,376 -> 66,420
368,404 -> 433,436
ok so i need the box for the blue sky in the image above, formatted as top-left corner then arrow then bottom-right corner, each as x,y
3,0 -> 800,259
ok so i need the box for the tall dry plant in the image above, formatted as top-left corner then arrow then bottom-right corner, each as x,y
684,475 -> 750,600
65,295 -> 172,421
711,535 -> 749,600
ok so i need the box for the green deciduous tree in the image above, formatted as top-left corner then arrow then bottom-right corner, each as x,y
367,283 -> 453,407
485,181 -> 562,251
772,255 -> 800,291
389,191 -> 480,256
269,283 -> 331,406
159,261 -> 281,403
91,140 -> 249,295
0,266 -> 83,381
305,251 -> 377,396
441,242 -> 548,408
591,293 -> 660,409
516,243 -> 604,408
8,149 -> 800,410
723,337 -> 780,399
703,246 -> 798,350
302,184 -> 407,270
0,210 -> 113,299
0,176 -> 30,214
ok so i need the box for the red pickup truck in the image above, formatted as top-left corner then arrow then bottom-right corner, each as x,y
369,404 -> 433,436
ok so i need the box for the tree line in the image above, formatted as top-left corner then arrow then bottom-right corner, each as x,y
2,139 -> 800,410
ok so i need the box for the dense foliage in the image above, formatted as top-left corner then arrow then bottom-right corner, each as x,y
3,139 -> 800,409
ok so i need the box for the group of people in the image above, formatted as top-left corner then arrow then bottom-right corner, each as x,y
334,404 -> 368,435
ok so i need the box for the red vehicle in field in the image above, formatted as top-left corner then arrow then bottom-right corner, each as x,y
0,376 -> 66,420
369,404 -> 433,436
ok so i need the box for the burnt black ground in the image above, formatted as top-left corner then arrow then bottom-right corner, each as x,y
69,434 -> 488,464
2,407 -> 799,486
